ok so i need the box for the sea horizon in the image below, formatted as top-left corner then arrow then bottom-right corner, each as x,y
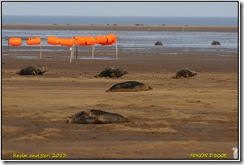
2,15 -> 238,26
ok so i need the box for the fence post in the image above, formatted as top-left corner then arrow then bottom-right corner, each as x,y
40,44 -> 42,59
70,46 -> 73,64
76,44 -> 78,59
115,40 -> 118,59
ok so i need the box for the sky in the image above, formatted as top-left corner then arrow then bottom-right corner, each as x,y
2,2 -> 238,17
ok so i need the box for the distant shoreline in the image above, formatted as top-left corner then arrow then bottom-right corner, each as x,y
2,24 -> 238,32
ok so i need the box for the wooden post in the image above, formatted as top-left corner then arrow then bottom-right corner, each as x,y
76,44 -> 78,59
115,41 -> 118,59
73,45 -> 75,59
70,46 -> 73,64
40,44 -> 42,59
92,45 -> 95,59
72,45 -> 74,61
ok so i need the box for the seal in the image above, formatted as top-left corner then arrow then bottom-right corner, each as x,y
211,40 -> 220,45
106,81 -> 152,92
67,109 -> 129,124
18,66 -> 48,75
88,109 -> 129,124
66,111 -> 94,124
96,67 -> 128,78
173,68 -> 197,78
155,41 -> 163,46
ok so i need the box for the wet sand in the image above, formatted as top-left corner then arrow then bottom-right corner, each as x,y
2,24 -> 238,32
1,51 -> 239,160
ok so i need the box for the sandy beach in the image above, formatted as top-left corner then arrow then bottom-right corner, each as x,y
1,0 -> 240,160
2,49 -> 238,159
2,24 -> 238,32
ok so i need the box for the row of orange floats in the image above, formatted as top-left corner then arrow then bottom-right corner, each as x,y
8,37 -> 41,46
8,34 -> 117,46
7,34 -> 118,63
8,37 -> 43,58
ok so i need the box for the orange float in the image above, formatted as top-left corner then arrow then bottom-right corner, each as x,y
106,34 -> 116,44
59,38 -> 74,46
26,37 -> 41,45
74,36 -> 88,45
47,36 -> 60,45
95,34 -> 117,45
95,36 -> 108,45
74,36 -> 96,46
85,37 -> 96,45
9,38 -> 22,46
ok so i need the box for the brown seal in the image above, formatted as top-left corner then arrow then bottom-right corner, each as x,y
106,81 -> 152,92
67,109 -> 129,124
18,66 -> 48,75
173,68 -> 197,79
96,67 -> 128,78
211,40 -> 221,45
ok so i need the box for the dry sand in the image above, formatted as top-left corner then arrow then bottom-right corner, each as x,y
1,51 -> 238,160
2,24 -> 238,32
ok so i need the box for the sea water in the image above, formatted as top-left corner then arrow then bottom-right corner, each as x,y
2,16 -> 238,26
2,29 -> 238,56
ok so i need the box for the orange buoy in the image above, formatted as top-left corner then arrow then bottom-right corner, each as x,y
74,36 -> 96,46
95,34 -> 116,45
85,37 -> 96,46
9,38 -> 22,46
95,36 -> 108,45
47,36 -> 60,45
26,37 -> 41,45
106,34 -> 116,44
59,38 -> 74,46
74,36 -> 88,45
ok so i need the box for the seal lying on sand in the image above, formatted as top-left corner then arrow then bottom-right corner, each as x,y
96,67 -> 128,78
67,109 -> 129,124
173,68 -> 197,79
106,81 -> 152,92
18,66 -> 48,75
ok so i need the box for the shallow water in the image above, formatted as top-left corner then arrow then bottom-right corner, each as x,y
2,29 -> 238,56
